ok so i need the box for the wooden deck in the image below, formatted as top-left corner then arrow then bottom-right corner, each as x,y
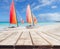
0,27 -> 60,49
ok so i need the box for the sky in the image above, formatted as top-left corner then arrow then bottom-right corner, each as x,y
0,0 -> 60,22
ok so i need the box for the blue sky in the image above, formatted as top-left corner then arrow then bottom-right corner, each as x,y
0,0 -> 60,22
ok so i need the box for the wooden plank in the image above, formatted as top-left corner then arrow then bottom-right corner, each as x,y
0,46 -> 13,49
0,31 -> 22,45
47,29 -> 60,36
36,32 -> 60,45
0,27 -> 60,46
16,31 -> 32,45
0,31 -> 16,42
0,27 -> 19,32
0,28 -> 13,31
42,31 -> 60,41
29,31 -> 50,45
0,31 -> 12,35
29,32 -> 34,45
15,46 -> 53,49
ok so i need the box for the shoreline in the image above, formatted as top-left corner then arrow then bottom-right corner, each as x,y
0,23 -> 60,31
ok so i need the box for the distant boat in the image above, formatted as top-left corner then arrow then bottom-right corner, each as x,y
26,4 -> 37,26
55,21 -> 60,22
20,18 -> 24,24
33,14 -> 37,24
10,0 -> 18,27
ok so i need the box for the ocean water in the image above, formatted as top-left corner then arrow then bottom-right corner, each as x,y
0,22 -> 60,29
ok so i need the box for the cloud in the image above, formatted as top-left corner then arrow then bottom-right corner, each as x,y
31,3 -> 36,7
38,0 -> 59,6
39,0 -> 52,6
33,5 -> 40,10
38,13 -> 60,21
51,6 -> 57,9
33,0 -> 59,10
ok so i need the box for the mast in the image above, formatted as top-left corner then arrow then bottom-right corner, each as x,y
13,0 -> 19,27
31,13 -> 35,26
30,5 -> 34,26
31,6 -> 37,26
15,8 -> 19,27
29,4 -> 35,26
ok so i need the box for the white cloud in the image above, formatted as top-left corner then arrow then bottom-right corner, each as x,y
39,0 -> 59,5
40,0 -> 52,6
51,6 -> 57,9
39,13 -> 60,21
33,5 -> 40,10
33,0 -> 59,10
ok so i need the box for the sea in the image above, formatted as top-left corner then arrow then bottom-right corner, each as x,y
0,22 -> 60,29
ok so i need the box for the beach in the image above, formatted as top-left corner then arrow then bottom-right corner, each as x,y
0,23 -> 60,46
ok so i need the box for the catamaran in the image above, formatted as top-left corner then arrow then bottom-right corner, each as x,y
26,4 -> 37,28
10,0 -> 18,28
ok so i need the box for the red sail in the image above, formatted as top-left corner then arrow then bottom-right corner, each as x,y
10,0 -> 17,24
26,5 -> 32,24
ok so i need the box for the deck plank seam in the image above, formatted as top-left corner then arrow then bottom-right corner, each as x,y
29,32 -> 34,45
14,32 -> 23,45
35,31 -> 52,45
45,31 -> 60,37
13,32 -> 23,49
41,31 -> 60,42
0,32 -> 17,42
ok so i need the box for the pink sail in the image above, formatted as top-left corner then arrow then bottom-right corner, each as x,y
26,4 -> 37,24
26,5 -> 32,24
33,16 -> 37,24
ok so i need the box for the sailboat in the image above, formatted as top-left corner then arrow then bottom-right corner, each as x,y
26,4 -> 37,28
33,14 -> 37,24
20,18 -> 24,24
10,0 -> 18,28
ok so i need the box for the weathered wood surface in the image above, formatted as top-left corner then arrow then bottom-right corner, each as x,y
0,28 -> 60,46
